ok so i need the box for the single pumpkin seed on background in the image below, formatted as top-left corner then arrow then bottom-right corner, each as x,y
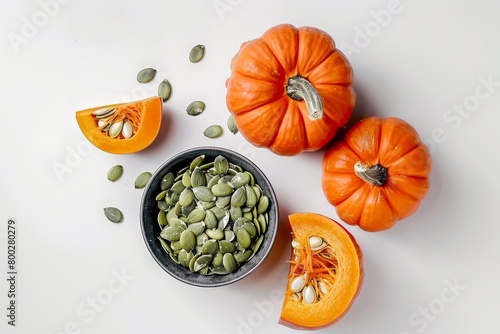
135,172 -> 152,189
204,125 -> 223,138
137,68 -> 157,83
189,44 -> 205,63
107,165 -> 123,182
158,79 -> 172,101
186,101 -> 206,116
104,207 -> 123,223
227,115 -> 238,134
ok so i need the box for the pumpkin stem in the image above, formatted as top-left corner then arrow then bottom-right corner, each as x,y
354,162 -> 388,186
286,75 -> 323,121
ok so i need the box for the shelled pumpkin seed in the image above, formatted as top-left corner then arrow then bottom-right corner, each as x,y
154,154 -> 271,275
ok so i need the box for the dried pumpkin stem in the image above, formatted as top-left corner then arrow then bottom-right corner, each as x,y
286,75 -> 323,121
354,162 -> 388,186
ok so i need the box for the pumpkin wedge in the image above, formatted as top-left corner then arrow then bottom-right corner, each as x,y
75,96 -> 162,154
280,213 -> 363,330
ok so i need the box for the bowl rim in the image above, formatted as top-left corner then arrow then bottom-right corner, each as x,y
139,146 -> 279,287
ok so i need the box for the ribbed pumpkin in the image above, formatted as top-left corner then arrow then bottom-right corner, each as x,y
225,24 -> 355,156
321,117 -> 432,232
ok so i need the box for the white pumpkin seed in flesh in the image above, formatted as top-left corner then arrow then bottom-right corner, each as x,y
121,121 -> 133,139
108,121 -> 123,138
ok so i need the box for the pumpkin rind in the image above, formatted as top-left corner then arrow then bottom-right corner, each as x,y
279,212 -> 363,329
321,117 -> 432,231
226,24 -> 355,156
75,96 -> 162,154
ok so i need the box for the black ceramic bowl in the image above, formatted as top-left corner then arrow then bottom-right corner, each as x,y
140,146 -> 279,287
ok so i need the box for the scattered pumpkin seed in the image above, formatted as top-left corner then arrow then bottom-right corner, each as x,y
135,172 -> 152,189
158,79 -> 172,101
137,67 -> 157,83
189,44 -> 205,63
227,114 -> 238,134
107,165 -> 123,182
186,100 -> 206,116
104,207 -> 123,223
204,125 -> 223,138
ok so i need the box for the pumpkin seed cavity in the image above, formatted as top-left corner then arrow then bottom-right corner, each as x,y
92,104 -> 142,140
288,236 -> 337,304
155,154 -> 272,275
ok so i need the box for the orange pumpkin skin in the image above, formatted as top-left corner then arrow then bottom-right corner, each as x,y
225,24 -> 356,156
322,117 -> 432,232
75,96 -> 162,154
279,213 -> 363,330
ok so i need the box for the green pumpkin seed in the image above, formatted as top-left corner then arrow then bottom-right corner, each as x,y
227,114 -> 238,134
187,208 -> 206,223
224,230 -> 235,242
219,240 -> 237,253
187,222 -> 205,236
169,217 -> 187,230
252,234 -> 264,253
197,200 -> 215,210
190,168 -> 206,188
218,212 -> 230,230
158,237 -> 173,254
231,172 -> 251,188
135,172 -> 152,189
192,186 -> 215,202
204,209 -> 218,229
242,221 -> 258,239
181,170 -> 192,187
180,230 -> 196,251
257,195 -> 270,214
186,100 -> 205,116
223,253 -> 238,273
179,187 -> 194,207
214,155 -> 229,175
210,266 -> 229,275
257,214 -> 267,234
237,228 -> 252,249
169,252 -> 180,264
209,206 -> 227,220
196,232 -> 209,246
201,239 -> 219,255
160,172 -> 175,191
204,125 -> 223,138
234,249 -> 253,263
245,185 -> 258,207
205,228 -> 224,240
212,251 -> 224,267
178,249 -> 193,267
137,67 -> 156,83
189,44 -> 205,63
170,180 -> 186,194
211,183 -> 233,197
229,206 -> 242,222
231,187 -> 247,207
189,155 -> 205,171
160,225 -> 184,242
193,254 -> 212,272
158,79 -> 172,101
158,198 -> 169,211
157,210 -> 168,228
104,207 -> 123,223
215,195 -> 231,208
107,165 -> 123,182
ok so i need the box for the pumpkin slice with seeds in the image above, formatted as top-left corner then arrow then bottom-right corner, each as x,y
75,96 -> 162,154
279,212 -> 363,330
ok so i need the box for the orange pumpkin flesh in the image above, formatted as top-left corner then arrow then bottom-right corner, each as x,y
322,117 -> 432,232
226,24 -> 356,156
280,213 -> 363,330
75,96 -> 162,154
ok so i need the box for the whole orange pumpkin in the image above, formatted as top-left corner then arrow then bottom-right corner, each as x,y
225,24 -> 356,156
321,117 -> 432,232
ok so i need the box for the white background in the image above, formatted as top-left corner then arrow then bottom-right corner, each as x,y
1,0 -> 500,333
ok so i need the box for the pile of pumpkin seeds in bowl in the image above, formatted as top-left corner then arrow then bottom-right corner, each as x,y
153,153 -> 272,277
